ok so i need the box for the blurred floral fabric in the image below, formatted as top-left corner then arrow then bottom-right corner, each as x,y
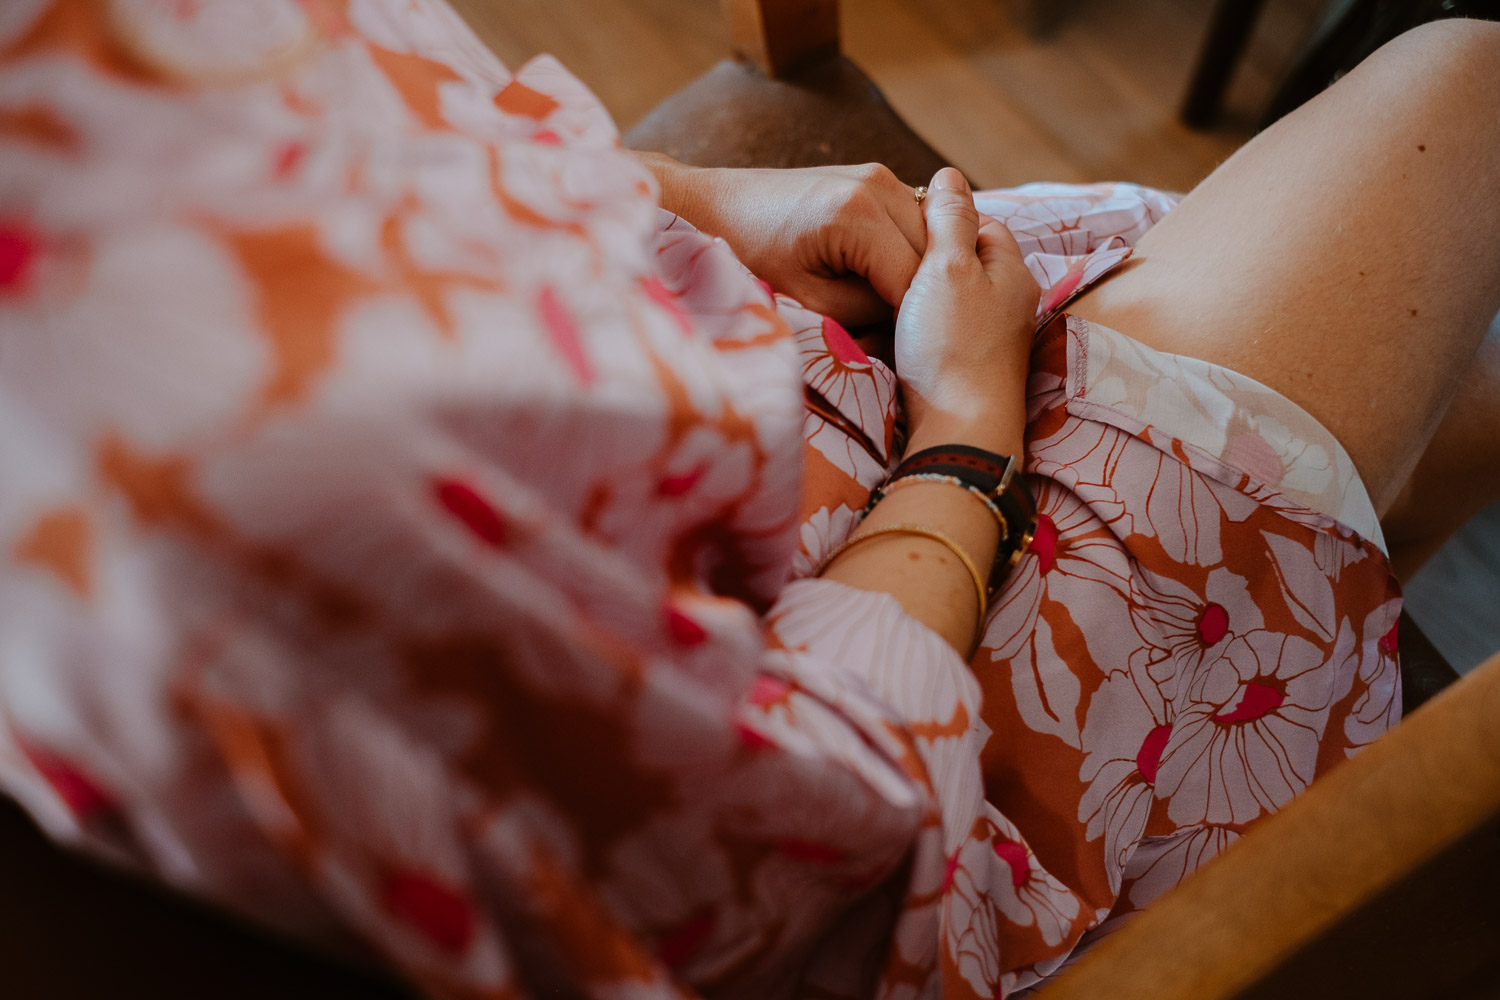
0,2 -> 1401,998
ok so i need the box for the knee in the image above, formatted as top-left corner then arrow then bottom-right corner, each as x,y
1353,19 -> 1500,127
1377,18 -> 1500,79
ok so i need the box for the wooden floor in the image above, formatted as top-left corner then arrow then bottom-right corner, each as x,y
449,0 -> 1324,192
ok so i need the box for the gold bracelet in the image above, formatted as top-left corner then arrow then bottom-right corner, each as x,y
876,473 -> 1011,539
814,523 -> 989,624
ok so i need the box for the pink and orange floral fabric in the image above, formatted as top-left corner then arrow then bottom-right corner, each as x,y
0,2 -> 1401,999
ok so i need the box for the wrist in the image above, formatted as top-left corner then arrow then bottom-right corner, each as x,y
906,400 -> 1026,459
634,151 -> 705,220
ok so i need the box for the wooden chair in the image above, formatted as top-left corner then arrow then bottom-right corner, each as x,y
1031,648 -> 1500,1000
0,1 -> 1483,996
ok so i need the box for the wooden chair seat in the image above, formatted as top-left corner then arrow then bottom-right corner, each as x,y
625,55 -> 949,187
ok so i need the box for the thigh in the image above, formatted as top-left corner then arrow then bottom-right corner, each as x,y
1068,19 -> 1500,515
1383,317 -> 1500,577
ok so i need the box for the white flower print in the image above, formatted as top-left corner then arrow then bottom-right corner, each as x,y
790,505 -> 859,580
984,489 -> 1137,749
1127,564 -> 1262,699
1263,529 -> 1340,642
1158,629 -> 1336,826
1120,824 -> 1240,912
1345,597 -> 1402,753
946,814 -> 1084,998
1077,669 -> 1168,893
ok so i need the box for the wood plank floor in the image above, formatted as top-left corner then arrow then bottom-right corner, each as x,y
449,0 -> 1323,191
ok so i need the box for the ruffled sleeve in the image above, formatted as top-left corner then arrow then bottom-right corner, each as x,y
0,2 -> 986,997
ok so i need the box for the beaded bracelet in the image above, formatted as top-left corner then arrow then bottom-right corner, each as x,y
882,444 -> 1039,595
864,472 -> 1010,538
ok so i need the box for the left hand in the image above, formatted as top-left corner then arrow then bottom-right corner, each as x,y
895,167 -> 1038,456
638,155 -> 927,327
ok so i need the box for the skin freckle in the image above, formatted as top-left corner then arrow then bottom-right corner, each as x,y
1418,144 -> 1427,152
1410,308 -> 1419,317
908,551 -> 921,562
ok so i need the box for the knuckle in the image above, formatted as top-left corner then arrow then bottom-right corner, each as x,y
929,199 -> 978,226
835,188 -> 877,222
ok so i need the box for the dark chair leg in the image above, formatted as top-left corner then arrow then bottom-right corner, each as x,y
1258,0 -> 1500,131
1181,0 -> 1273,129
1258,0 -> 1395,130
1398,610 -> 1462,716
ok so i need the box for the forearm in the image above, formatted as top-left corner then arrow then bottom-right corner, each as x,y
820,409 -> 1026,655
634,151 -> 715,225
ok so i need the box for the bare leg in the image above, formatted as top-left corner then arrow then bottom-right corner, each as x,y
1068,20 -> 1500,525
1383,316 -> 1500,579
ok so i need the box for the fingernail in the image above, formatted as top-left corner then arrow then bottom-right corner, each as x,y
931,167 -> 969,193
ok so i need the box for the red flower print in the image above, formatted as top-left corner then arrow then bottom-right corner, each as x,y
432,477 -> 506,548
656,465 -> 706,497
665,605 -> 708,646
1136,724 -> 1171,784
789,300 -> 896,481
1127,564 -> 1261,699
1158,629 -> 1338,826
734,721 -> 775,751
1030,514 -> 1058,573
747,674 -> 792,708
272,142 -> 306,179
381,869 -> 477,955
1378,618 -> 1399,654
993,840 -> 1029,888
0,221 -> 39,293
820,316 -> 869,365
536,285 -> 594,384
19,741 -> 119,820
1197,604 -> 1229,645
1078,669 -> 1169,889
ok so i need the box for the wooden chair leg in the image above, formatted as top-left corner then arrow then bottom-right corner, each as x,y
1257,0 -> 1390,130
1256,0 -> 1500,131
1181,0 -> 1273,128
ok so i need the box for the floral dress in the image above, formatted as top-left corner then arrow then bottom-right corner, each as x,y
0,2 -> 1401,998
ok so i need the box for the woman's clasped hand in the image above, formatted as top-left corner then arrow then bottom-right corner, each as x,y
641,157 -> 1041,456
644,156 -> 1042,655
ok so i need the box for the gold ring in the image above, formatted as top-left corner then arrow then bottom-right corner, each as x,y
913,185 -> 928,204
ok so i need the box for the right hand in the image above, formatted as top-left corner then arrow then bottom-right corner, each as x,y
639,156 -> 926,327
894,168 -> 1040,454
